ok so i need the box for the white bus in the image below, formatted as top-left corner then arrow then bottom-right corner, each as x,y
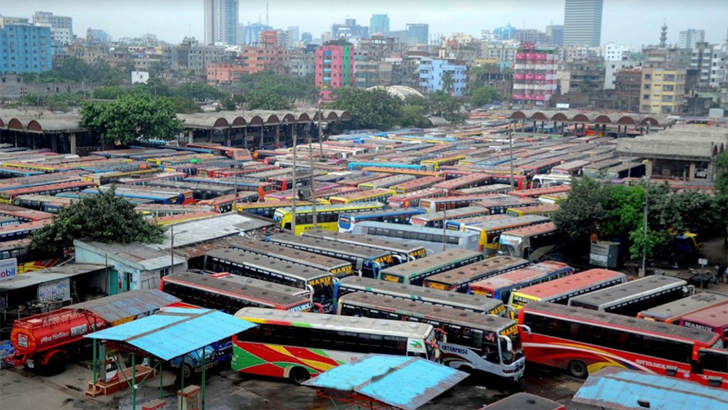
351,221 -> 481,255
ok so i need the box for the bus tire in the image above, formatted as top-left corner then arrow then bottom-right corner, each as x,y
289,367 -> 310,384
46,353 -> 67,376
567,360 -> 588,379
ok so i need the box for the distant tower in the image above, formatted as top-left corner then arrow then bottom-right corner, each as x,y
660,19 -> 668,48
266,2 -> 269,26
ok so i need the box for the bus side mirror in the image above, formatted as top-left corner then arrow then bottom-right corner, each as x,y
519,324 -> 532,337
434,328 -> 447,343
500,336 -> 513,352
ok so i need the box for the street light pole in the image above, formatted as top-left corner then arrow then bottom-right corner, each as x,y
641,177 -> 650,277
309,131 -> 317,229
170,226 -> 188,277
291,121 -> 298,235
509,121 -> 515,190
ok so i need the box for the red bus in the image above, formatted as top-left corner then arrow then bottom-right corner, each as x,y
680,304 -> 728,343
197,192 -> 259,213
507,185 -> 572,200
207,165 -> 277,178
468,261 -> 574,302
432,173 -> 492,192
519,159 -> 563,177
390,176 -> 445,195
637,293 -> 728,324
518,301 -> 727,387
0,181 -> 96,205
488,174 -> 529,191
388,188 -> 447,209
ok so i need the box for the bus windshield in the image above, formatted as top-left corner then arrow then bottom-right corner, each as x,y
498,234 -> 523,257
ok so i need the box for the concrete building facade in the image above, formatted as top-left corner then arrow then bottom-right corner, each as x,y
546,25 -> 564,46
512,44 -> 558,106
563,0 -> 603,46
204,0 -> 239,45
406,24 -> 429,45
640,67 -> 687,114
0,17 -> 52,74
679,29 -> 705,50
370,14 -> 390,36
691,42 -> 725,89
315,43 -> 355,100
418,58 -> 467,96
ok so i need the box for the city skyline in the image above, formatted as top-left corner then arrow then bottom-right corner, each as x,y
2,0 -> 727,47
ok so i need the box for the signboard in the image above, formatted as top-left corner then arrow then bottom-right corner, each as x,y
556,103 -> 570,109
0,258 -> 17,281
698,258 -> 708,267
37,278 -> 71,302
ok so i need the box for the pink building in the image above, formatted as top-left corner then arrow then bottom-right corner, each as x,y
512,44 -> 558,107
207,63 -> 246,85
315,43 -> 355,101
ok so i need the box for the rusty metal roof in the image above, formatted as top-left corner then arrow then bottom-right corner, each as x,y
68,289 -> 179,324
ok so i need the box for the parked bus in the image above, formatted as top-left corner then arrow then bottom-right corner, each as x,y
507,186 -> 571,200
338,293 -> 525,380
273,202 -> 386,235
410,206 -> 490,229
482,393 -> 566,410
391,176 -> 445,194
204,249 -> 335,311
456,184 -> 513,196
489,174 -> 529,191
378,249 -> 483,285
518,301 -> 725,385
451,215 -> 551,255
135,204 -> 214,218
551,160 -> 590,176
80,169 -> 157,185
328,188 -> 396,205
468,262 -> 574,303
333,276 -> 506,316
421,155 -> 466,171
497,222 -> 559,261
145,180 -> 236,200
184,176 -> 273,199
637,293 -> 728,324
0,181 -> 96,205
160,272 -> 314,313
530,174 -> 571,189
338,208 -> 425,233
388,188 -> 447,209
433,173 -> 492,192
228,239 -> 354,278
358,174 -> 416,190
0,220 -> 52,242
265,233 -> 394,279
419,194 -> 504,212
197,192 -> 258,213
88,185 -> 193,205
235,200 -> 312,218
120,172 -> 187,185
506,205 -> 560,217
472,197 -> 542,215
509,269 -> 628,312
422,256 -> 530,293
679,304 -> 728,343
568,276 -> 692,317
347,162 -> 425,171
351,221 -> 481,255
232,308 -> 439,383
301,230 -> 427,264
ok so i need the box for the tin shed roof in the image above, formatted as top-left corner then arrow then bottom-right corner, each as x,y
69,289 -> 179,324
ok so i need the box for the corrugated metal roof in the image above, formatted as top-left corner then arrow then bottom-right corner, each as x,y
0,263 -> 107,291
303,354 -> 467,410
69,289 -> 179,324
572,367 -> 728,410
85,308 -> 254,361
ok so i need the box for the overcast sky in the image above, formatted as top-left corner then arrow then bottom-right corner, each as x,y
3,0 -> 727,47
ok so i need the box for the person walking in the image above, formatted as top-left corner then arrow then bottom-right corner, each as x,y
714,266 -> 721,285
724,265 -> 728,284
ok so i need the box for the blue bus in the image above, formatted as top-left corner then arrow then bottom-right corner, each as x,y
338,208 -> 426,233
347,162 -> 425,171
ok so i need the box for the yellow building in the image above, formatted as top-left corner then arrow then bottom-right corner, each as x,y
640,67 -> 686,114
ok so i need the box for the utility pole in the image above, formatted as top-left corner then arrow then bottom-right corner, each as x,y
640,179 -> 649,277
318,102 -> 324,159
509,121 -> 515,189
309,130 -> 317,229
291,122 -> 298,235
442,202 -> 448,252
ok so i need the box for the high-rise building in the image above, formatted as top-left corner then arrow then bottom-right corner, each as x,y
332,19 -> 368,40
32,11 -> 72,31
563,0 -> 603,46
204,0 -> 238,45
493,24 -> 517,41
0,17 -> 52,74
86,28 -> 111,44
418,58 -> 467,96
32,11 -> 73,55
691,42 -> 725,88
546,25 -> 564,46
370,14 -> 390,36
406,24 -> 429,45
516,29 -> 548,44
243,23 -> 272,45
678,29 -> 705,49
315,42 -> 355,100
287,26 -> 300,47
301,32 -> 313,44
512,44 -> 558,106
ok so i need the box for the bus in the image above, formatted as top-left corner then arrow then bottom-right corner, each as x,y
146,180 -> 236,200
482,393 -> 566,410
0,181 -> 96,204
497,222 -> 559,261
378,249 -> 483,285
316,186 -> 361,201
338,208 -> 425,233
419,194 -> 505,212
13,194 -> 76,212
468,262 -> 575,303
518,301 -> 725,385
433,173 -> 491,191
638,292 -> 728,324
680,304 -> 728,343
489,174 -> 529,191
388,188 -> 447,209
507,186 -> 571,200
351,221 -> 481,255
452,215 -> 551,255
184,176 -> 273,199
134,204 -> 214,218
338,293 -> 525,380
509,268 -> 627,312
273,202 -> 386,235
0,238 -> 69,273
0,220 -> 52,242
472,197 -> 541,215
421,155 -> 466,171
204,249 -> 335,311
456,184 -> 513,196
301,230 -> 427,264
347,162 -> 425,171
531,174 -> 572,189
506,205 -> 560,217
232,308 -> 439,383
88,185 -> 194,205
197,192 -> 259,213
328,188 -> 396,204
568,276 -> 692,317
265,233 -> 394,279
159,272 -> 314,313
551,160 -> 590,176
228,238 -> 354,278
410,206 -> 490,229
268,171 -> 323,192
119,172 -> 187,185
358,174 -> 416,190
422,256 -> 530,293
391,176 -> 444,194
333,276 -> 506,316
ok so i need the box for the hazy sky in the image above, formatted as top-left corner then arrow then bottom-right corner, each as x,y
3,0 -> 728,47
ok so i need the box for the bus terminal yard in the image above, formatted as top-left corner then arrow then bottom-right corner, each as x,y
1,122 -> 727,410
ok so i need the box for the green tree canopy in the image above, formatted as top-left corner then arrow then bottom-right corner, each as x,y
236,71 -> 317,104
28,186 -> 165,255
331,87 -> 404,130
169,95 -> 202,113
428,91 -> 467,124
470,86 -> 501,107
244,91 -> 293,110
80,94 -> 184,145
22,57 -> 126,85
400,104 -> 430,128
552,177 -> 609,241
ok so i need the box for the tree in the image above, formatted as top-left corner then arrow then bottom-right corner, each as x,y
428,91 -> 467,124
245,92 -> 293,110
80,94 -> 184,145
236,71 -> 317,104
400,104 -> 430,128
552,177 -> 610,241
470,86 -> 500,107
331,87 -> 404,130
441,71 -> 455,95
28,186 -> 165,255
715,150 -> 728,196
169,96 -> 202,113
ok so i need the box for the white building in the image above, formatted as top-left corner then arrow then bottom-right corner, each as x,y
203,0 -> 238,45
604,60 -> 640,90
604,43 -> 628,61
679,29 -> 705,50
563,0 -> 604,46
691,42 -> 726,88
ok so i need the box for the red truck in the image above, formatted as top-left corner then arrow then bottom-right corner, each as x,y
8,309 -> 107,375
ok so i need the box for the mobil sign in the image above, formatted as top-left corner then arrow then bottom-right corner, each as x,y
0,258 -> 18,281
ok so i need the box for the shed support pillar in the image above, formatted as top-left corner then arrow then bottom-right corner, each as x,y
275,124 -> 280,148
70,132 -> 77,155
689,162 -> 696,181
188,129 -> 194,144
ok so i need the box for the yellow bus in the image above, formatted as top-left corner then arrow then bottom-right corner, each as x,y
273,202 -> 386,235
506,205 -> 560,217
446,215 -> 551,256
328,188 -> 396,204
420,155 -> 466,171
81,169 -> 159,185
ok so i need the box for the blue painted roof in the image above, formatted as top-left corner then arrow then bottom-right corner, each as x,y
573,367 -> 728,410
303,354 -> 467,410
85,308 -> 254,361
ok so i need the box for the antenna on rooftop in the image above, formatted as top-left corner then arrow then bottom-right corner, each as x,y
266,2 -> 269,26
